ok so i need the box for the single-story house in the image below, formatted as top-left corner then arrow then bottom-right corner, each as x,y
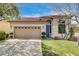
0,15 -> 71,39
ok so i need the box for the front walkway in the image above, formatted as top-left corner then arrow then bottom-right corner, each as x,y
0,39 -> 42,56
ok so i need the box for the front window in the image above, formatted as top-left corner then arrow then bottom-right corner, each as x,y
58,19 -> 66,34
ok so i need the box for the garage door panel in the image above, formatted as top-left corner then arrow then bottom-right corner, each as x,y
14,26 -> 41,39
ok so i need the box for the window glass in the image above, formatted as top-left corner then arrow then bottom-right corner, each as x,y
31,27 -> 33,29
35,27 -> 37,29
58,24 -> 66,33
25,27 -> 27,29
18,27 -> 20,29
38,27 -> 40,29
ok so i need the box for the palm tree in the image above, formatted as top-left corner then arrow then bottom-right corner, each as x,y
0,3 -> 20,20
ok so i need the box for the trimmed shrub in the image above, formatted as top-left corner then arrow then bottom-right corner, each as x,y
10,32 -> 13,35
69,27 -> 74,38
41,36 -> 45,39
42,43 -> 59,56
9,32 -> 13,38
0,31 -> 6,40
42,32 -> 46,35
6,33 -> 9,38
41,32 -> 46,39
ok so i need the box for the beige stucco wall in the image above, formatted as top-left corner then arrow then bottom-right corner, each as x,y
51,18 -> 69,38
0,20 -> 11,33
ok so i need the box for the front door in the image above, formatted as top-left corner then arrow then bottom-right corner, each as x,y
46,25 -> 50,38
46,20 -> 51,38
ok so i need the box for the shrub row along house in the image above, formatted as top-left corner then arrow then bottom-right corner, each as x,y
0,15 -> 71,39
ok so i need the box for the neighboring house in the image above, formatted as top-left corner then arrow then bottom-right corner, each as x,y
0,20 -> 11,33
0,15 -> 71,39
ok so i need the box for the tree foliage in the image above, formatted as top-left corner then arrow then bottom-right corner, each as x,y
53,3 -> 79,23
0,31 -> 6,40
71,24 -> 79,32
69,27 -> 74,38
0,3 -> 20,20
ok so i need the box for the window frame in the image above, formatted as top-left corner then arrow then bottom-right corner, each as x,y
58,19 -> 66,34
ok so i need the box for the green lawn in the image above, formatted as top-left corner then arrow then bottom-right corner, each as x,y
42,40 -> 79,56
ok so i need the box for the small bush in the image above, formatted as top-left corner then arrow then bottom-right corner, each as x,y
69,27 -> 74,38
42,43 -> 59,56
41,36 -> 46,39
9,32 -> 13,38
0,31 -> 6,40
10,32 -> 13,35
10,36 -> 13,38
41,32 -> 46,39
42,32 -> 46,35
6,33 -> 9,38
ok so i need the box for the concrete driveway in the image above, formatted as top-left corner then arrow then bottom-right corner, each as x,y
0,39 -> 42,56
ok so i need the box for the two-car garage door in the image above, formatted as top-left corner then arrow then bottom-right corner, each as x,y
14,26 -> 41,39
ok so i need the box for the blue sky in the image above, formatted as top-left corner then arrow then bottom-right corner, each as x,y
17,3 -> 63,17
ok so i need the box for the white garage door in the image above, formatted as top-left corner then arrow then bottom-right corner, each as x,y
14,26 -> 41,39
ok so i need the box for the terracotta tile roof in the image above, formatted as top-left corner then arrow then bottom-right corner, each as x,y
7,15 -> 71,22
21,17 -> 41,21
7,17 -> 47,22
40,15 -> 71,18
